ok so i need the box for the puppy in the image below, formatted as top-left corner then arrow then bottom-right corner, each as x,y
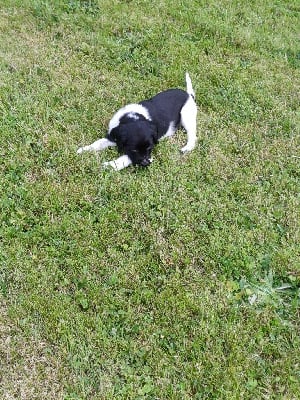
77,73 -> 197,171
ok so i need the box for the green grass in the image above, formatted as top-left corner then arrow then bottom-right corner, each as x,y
1,0 -> 299,398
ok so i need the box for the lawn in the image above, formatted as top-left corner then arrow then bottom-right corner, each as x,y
0,0 -> 299,398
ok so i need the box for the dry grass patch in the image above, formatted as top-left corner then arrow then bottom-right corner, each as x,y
0,303 -> 69,400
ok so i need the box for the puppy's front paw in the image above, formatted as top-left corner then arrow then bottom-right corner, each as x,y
77,147 -> 84,154
102,161 -> 118,171
180,144 -> 194,153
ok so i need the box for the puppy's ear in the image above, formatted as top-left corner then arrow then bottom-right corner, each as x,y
151,124 -> 159,144
116,126 -> 128,151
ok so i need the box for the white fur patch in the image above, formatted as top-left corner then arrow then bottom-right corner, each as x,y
159,121 -> 176,141
127,112 -> 139,120
185,72 -> 195,98
77,138 -> 116,154
108,104 -> 151,134
180,96 -> 197,152
103,155 -> 132,171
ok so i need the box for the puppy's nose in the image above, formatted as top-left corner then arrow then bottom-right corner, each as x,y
140,159 -> 150,167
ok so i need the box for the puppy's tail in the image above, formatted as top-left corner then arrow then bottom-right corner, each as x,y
185,72 -> 195,99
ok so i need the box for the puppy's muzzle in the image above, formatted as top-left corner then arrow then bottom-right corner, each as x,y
140,158 -> 151,167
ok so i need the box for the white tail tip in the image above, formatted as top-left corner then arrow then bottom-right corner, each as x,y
185,72 -> 195,99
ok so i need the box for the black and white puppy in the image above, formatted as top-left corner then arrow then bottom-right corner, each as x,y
77,73 -> 197,171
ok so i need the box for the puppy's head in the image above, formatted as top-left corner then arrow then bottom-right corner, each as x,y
117,121 -> 158,167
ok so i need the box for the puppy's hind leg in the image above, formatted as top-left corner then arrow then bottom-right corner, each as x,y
77,138 -> 116,154
180,96 -> 197,153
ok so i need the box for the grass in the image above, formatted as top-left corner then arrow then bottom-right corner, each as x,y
0,0 -> 299,398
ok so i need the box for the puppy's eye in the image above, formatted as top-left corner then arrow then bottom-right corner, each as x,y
132,150 -> 138,153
